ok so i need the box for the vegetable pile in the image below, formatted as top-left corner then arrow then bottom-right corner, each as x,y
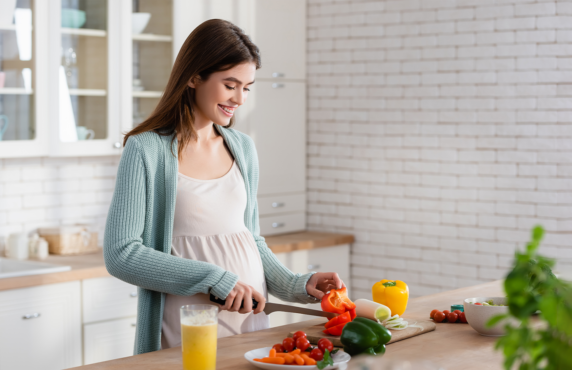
260,332 -> 338,369
429,309 -> 467,324
472,300 -> 507,306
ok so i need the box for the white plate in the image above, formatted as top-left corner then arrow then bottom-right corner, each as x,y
244,347 -> 351,370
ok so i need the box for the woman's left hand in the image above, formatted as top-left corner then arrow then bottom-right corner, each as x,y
305,272 -> 346,300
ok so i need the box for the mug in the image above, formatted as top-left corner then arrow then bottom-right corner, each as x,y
0,115 -> 8,141
7,232 -> 29,260
76,126 -> 95,140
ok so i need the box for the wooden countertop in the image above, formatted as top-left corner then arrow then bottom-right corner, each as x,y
0,231 -> 354,292
67,280 -> 505,370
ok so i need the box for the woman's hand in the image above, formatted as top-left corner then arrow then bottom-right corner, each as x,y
306,272 -> 346,300
220,280 -> 266,315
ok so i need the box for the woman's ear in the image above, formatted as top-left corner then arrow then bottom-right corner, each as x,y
187,75 -> 200,89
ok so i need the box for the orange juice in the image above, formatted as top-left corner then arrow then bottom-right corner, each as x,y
181,320 -> 218,370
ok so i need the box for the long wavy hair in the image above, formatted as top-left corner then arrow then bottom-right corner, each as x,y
123,19 -> 261,159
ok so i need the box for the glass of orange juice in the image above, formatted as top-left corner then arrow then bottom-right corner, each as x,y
180,304 -> 218,370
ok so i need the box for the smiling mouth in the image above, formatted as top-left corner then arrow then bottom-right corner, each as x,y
218,104 -> 235,116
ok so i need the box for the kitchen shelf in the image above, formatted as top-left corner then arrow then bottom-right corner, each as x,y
68,89 -> 107,96
132,90 -> 162,98
132,33 -> 172,42
0,88 -> 34,95
61,28 -> 107,37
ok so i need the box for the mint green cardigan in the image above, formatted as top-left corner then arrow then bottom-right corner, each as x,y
103,125 -> 318,355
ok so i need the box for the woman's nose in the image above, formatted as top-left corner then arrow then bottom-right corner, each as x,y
233,89 -> 247,106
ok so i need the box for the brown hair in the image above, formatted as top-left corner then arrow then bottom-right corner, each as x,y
123,19 -> 261,158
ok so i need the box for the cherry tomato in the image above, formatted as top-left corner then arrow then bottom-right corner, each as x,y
447,312 -> 459,323
442,310 -> 450,316
430,309 -> 439,319
433,311 -> 446,323
282,337 -> 295,352
296,337 -> 311,352
317,338 -> 334,354
474,303 -> 482,306
272,344 -> 284,353
459,312 -> 467,323
453,310 -> 462,316
309,348 -> 324,361
292,331 -> 307,342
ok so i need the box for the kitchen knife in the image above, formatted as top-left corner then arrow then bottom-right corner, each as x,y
209,294 -> 337,319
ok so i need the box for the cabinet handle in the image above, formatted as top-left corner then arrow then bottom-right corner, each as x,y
271,202 -> 285,208
130,292 -> 138,298
22,313 -> 41,320
113,142 -> 121,149
272,222 -> 285,228
272,83 -> 285,89
307,264 -> 321,270
272,72 -> 285,78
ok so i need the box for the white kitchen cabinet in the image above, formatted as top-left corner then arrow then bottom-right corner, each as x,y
83,316 -> 137,365
268,245 -> 351,328
82,276 -> 138,324
260,212 -> 306,236
0,281 -> 82,370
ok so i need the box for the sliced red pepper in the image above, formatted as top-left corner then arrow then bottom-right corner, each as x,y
321,287 -> 356,314
322,322 -> 347,336
348,308 -> 356,320
325,311 -> 351,329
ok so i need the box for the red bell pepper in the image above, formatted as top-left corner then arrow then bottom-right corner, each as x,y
321,287 -> 356,314
324,311 -> 351,329
348,308 -> 356,320
322,322 -> 347,336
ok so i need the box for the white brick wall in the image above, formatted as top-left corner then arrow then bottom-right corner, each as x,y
307,0 -> 572,299
0,156 -> 120,252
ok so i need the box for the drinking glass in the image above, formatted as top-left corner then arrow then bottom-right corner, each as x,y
180,304 -> 218,370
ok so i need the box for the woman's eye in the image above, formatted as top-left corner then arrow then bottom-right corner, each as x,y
244,88 -> 250,92
225,85 -> 235,90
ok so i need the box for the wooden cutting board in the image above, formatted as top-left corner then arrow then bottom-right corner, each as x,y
289,320 -> 436,347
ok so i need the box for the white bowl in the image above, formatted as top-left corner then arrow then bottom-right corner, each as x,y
244,347 -> 351,370
132,12 -> 151,34
463,297 -> 517,336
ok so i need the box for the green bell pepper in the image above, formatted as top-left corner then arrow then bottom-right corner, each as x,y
340,317 -> 392,356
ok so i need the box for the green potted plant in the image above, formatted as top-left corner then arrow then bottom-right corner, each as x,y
489,226 -> 572,369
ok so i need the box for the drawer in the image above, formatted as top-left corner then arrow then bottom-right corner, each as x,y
260,212 -> 305,236
82,277 -> 138,324
258,193 -> 305,216
83,316 -> 137,365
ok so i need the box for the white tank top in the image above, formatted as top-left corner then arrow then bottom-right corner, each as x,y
160,161 -> 269,349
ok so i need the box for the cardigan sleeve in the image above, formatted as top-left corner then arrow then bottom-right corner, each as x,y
103,136 -> 239,299
242,135 -> 320,305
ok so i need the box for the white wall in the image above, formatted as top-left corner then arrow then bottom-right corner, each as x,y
306,0 -> 572,298
0,156 -> 120,252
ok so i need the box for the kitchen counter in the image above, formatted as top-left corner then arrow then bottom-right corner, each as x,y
0,231 -> 354,292
67,280 -> 505,370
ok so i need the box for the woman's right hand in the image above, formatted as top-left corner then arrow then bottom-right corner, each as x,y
221,280 -> 266,315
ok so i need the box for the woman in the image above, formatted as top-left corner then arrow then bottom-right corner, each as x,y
103,19 -> 345,355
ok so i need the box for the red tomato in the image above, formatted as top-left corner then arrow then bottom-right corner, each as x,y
442,310 -> 450,316
459,312 -> 467,323
272,344 -> 284,353
348,308 -> 357,320
430,309 -> 439,319
292,331 -> 307,342
317,338 -> 334,354
433,311 -> 446,323
309,348 -> 324,361
447,312 -> 459,323
453,310 -> 462,316
282,337 -> 295,352
296,337 -> 311,352
474,303 -> 482,305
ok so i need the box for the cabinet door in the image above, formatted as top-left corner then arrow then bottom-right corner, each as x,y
83,316 -> 137,365
0,281 -> 82,370
236,80 -> 305,196
82,276 -> 138,324
253,0 -> 306,80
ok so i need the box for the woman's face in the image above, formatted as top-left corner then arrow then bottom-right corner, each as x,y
188,62 -> 256,126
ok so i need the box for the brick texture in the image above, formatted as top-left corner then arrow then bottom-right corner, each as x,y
307,0 -> 572,299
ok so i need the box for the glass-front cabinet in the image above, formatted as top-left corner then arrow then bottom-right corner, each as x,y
0,0 -> 174,158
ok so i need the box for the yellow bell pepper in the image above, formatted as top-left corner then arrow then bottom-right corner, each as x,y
371,279 -> 409,316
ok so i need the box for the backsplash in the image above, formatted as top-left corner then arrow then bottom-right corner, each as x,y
0,156 -> 120,253
306,0 -> 572,298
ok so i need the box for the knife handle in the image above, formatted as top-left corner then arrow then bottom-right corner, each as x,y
209,294 -> 259,310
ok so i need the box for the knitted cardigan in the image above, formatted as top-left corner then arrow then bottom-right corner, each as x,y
103,125 -> 319,355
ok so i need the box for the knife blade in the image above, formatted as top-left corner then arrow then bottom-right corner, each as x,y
209,294 -> 336,319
